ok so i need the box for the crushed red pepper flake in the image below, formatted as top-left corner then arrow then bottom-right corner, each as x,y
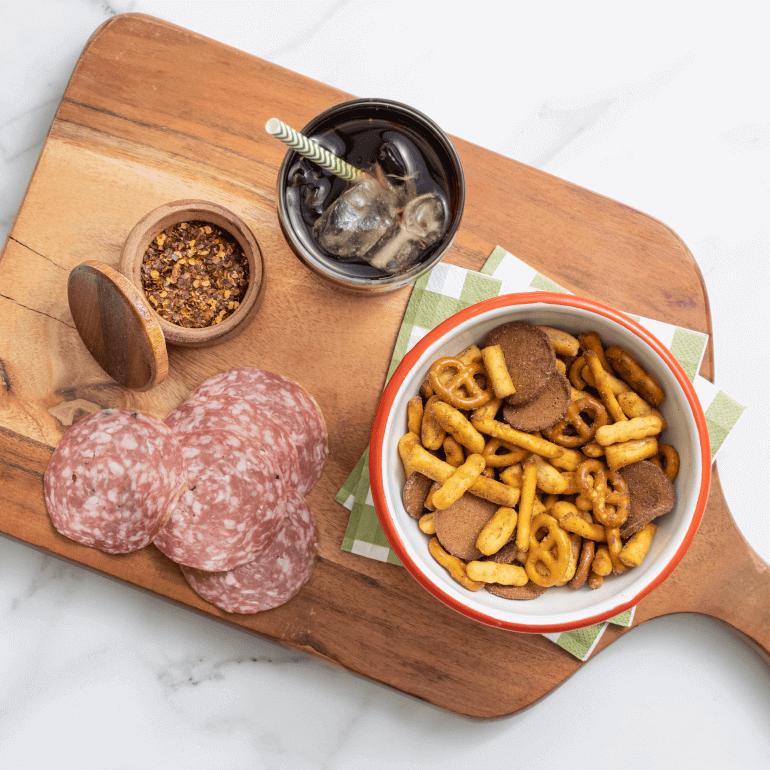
140,221 -> 249,328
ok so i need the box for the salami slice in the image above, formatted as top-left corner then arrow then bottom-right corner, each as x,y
189,368 -> 327,494
44,409 -> 188,554
181,490 -> 317,614
153,428 -> 287,571
165,394 -> 300,491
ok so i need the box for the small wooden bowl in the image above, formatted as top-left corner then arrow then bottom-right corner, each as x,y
119,200 -> 265,348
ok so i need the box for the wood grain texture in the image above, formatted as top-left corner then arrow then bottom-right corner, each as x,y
118,199 -> 266,348
0,13 -> 766,718
68,260 -> 168,390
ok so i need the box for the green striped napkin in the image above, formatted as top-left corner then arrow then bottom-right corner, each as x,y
335,247 -> 744,661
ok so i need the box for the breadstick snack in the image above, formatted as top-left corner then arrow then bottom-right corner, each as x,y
395,319 -> 680,603
481,344 -> 517,399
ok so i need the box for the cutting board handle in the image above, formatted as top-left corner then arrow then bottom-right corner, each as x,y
640,471 -> 770,657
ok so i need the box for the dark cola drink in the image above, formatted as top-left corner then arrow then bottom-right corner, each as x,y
286,118 -> 451,278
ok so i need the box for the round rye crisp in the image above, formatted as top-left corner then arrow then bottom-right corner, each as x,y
189,368 -> 327,494
482,321 -> 557,406
182,490 -> 317,614
486,582 -> 547,600
153,427 -> 286,571
434,495 -> 499,561
44,409 -> 188,554
502,369 -> 571,431
402,472 -> 433,519
619,460 -> 676,539
165,394 -> 300,491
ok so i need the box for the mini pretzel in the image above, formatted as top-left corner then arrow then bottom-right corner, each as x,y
428,357 -> 493,410
556,532 -> 583,586
603,519 -> 627,574
482,438 -> 529,468
569,539 -> 595,590
658,444 -> 680,482
575,492 -> 594,512
605,346 -> 665,407
576,460 -> 630,528
543,395 -> 609,448
569,355 -> 588,390
571,387 -> 593,402
525,513 -> 572,587
649,455 -> 664,472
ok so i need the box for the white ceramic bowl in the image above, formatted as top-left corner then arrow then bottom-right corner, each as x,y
369,292 -> 711,633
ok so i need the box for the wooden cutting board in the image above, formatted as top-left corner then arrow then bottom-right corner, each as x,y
1,13 -> 767,718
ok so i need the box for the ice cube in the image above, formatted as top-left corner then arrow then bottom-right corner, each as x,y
367,193 -> 449,274
402,192 -> 448,242
303,177 -> 332,216
377,141 -> 409,179
312,176 -> 406,261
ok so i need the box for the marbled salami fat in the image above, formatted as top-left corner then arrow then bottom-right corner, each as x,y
189,368 -> 327,494
153,428 -> 287,571
44,409 -> 188,554
165,394 -> 300,491
182,490 -> 317,614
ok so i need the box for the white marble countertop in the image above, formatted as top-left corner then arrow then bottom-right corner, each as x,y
2,1 -> 769,767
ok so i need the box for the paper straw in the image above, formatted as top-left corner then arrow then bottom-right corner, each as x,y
266,117 -> 367,183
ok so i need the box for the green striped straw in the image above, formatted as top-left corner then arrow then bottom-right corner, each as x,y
266,118 -> 368,183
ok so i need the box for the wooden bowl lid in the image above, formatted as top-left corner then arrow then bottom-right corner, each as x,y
67,260 -> 168,391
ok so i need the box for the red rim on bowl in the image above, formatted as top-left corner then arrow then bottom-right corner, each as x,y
369,292 -> 711,634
